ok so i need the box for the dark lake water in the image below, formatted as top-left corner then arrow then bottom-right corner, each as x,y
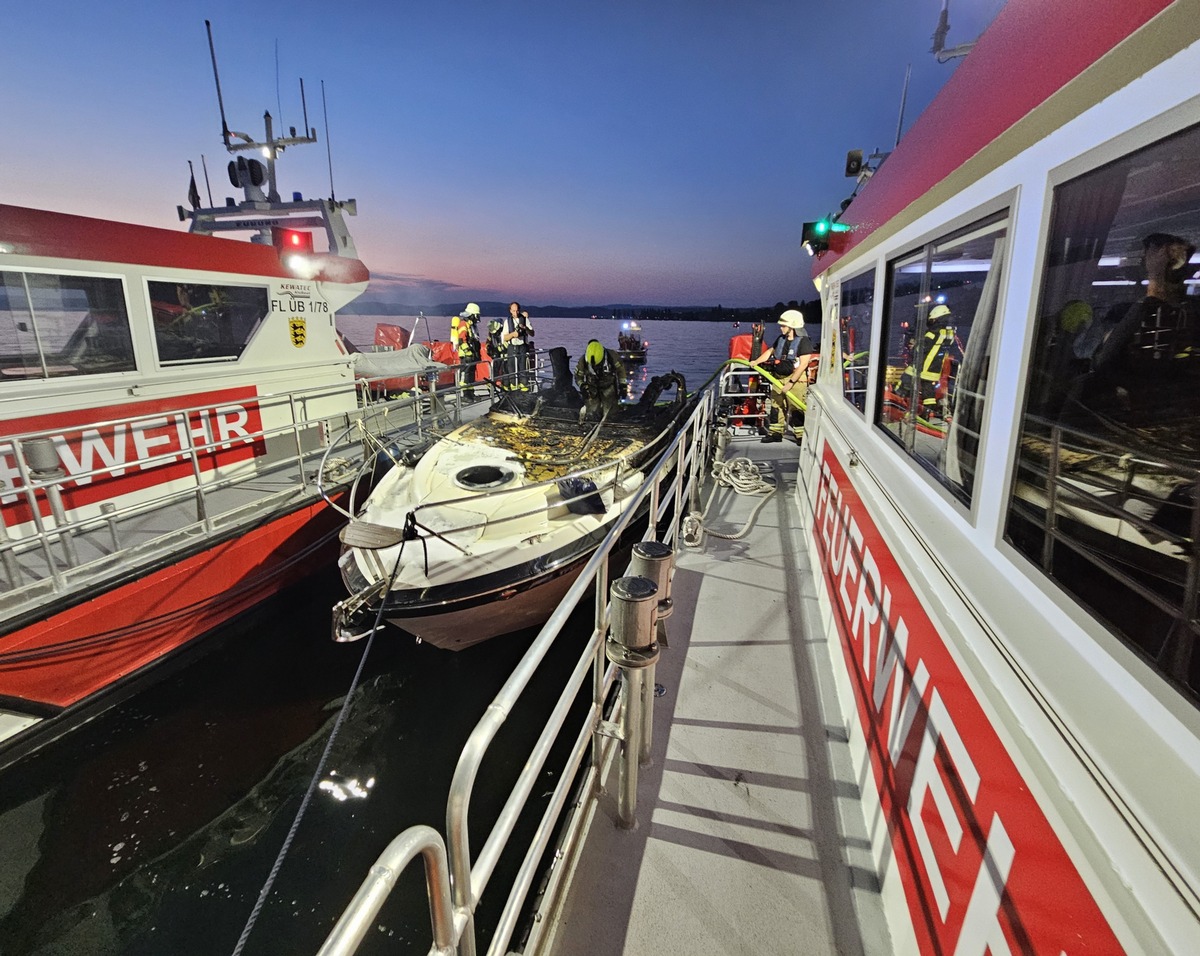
0,568 -> 599,955
0,319 -> 753,955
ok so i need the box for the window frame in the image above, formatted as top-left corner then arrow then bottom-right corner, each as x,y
0,267 -> 138,383
145,278 -> 271,368
837,267 -> 878,416
1002,115 -> 1200,713
873,209 -> 1012,511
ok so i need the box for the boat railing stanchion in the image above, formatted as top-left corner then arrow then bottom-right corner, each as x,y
647,471 -> 662,543
629,542 -> 674,764
183,427 -> 213,533
100,502 -> 121,552
606,574 -> 660,829
287,393 -> 309,490
671,437 -> 687,546
0,513 -> 20,587
12,442 -> 65,589
22,438 -> 79,569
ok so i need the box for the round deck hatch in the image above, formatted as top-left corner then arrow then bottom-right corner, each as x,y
454,463 -> 517,491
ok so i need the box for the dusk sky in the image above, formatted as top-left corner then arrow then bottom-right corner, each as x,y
3,1 -> 1002,308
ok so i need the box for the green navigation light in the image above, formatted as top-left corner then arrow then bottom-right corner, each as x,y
801,217 -> 850,253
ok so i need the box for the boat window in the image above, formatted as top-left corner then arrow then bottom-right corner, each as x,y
148,281 -> 269,364
839,269 -> 875,413
0,272 -> 135,381
876,212 -> 1008,506
1005,121 -> 1200,708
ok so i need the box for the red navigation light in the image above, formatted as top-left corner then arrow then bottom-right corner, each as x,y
272,227 -> 314,254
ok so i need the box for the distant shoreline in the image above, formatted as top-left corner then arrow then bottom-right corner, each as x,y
341,299 -> 820,325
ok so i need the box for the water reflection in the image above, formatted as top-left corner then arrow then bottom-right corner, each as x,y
0,569 -> 587,955
624,361 -> 649,400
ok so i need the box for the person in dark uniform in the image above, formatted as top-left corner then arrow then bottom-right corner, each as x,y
574,339 -> 626,423
1084,232 -> 1199,424
503,301 -> 535,389
485,318 -> 507,386
749,309 -> 815,441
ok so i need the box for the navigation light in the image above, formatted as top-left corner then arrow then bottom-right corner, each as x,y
801,218 -> 851,254
272,227 -> 315,254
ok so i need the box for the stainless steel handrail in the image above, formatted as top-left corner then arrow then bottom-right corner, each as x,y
318,387 -> 716,956
0,374 -> 458,609
316,825 -> 456,956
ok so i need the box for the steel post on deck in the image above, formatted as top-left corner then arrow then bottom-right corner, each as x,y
0,515 -> 19,586
21,438 -> 79,570
606,575 -> 660,829
628,542 -> 674,765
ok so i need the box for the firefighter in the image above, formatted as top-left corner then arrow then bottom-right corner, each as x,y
574,339 -> 626,423
898,303 -> 960,419
748,309 -> 815,441
456,303 -> 482,399
486,319 -> 507,386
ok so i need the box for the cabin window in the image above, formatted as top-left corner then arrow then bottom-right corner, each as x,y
839,270 -> 875,413
0,272 -> 135,381
876,212 -> 1008,505
148,281 -> 269,364
1005,121 -> 1200,707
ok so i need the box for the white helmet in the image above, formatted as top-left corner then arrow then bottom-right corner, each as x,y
778,309 -> 805,331
463,302 -> 481,317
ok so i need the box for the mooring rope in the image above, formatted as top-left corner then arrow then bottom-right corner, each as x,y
682,455 -> 776,546
230,544 -> 405,956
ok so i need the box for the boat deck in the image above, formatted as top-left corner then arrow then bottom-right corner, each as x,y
538,433 -> 892,955
0,388 -> 482,742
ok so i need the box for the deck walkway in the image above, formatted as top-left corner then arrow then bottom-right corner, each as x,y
538,434 -> 892,956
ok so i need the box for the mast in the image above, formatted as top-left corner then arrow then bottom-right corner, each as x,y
179,21 -> 359,258
930,0 -> 978,63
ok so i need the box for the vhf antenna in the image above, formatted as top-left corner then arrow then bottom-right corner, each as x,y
322,80 -> 335,202
205,20 -> 232,149
203,20 -> 319,204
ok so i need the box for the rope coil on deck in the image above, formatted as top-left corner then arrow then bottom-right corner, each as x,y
682,455 -> 775,546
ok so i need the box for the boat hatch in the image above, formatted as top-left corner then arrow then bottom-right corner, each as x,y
454,464 -> 518,491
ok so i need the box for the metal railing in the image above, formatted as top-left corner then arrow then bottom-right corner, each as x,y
0,369 -> 466,622
1012,415 -> 1200,685
717,364 -> 770,431
318,386 -> 716,956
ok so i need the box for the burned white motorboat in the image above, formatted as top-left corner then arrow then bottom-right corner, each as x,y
332,357 -> 692,649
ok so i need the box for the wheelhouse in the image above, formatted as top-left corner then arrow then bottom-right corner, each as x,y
800,1 -> 1200,951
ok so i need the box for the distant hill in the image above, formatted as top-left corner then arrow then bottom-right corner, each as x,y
341,299 -> 821,325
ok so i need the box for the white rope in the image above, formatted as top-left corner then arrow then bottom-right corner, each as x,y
682,456 -> 775,545
710,456 -> 776,496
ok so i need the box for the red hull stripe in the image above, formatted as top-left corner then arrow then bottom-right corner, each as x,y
1,387 -> 265,524
815,0 -> 1173,275
0,498 -> 344,709
812,443 -> 1123,954
0,204 -> 369,284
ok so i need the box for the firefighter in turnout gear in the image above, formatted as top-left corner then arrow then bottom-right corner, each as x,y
749,309 -> 815,441
486,319 -> 507,385
455,303 -> 482,399
898,303 -> 961,419
574,339 -> 626,423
